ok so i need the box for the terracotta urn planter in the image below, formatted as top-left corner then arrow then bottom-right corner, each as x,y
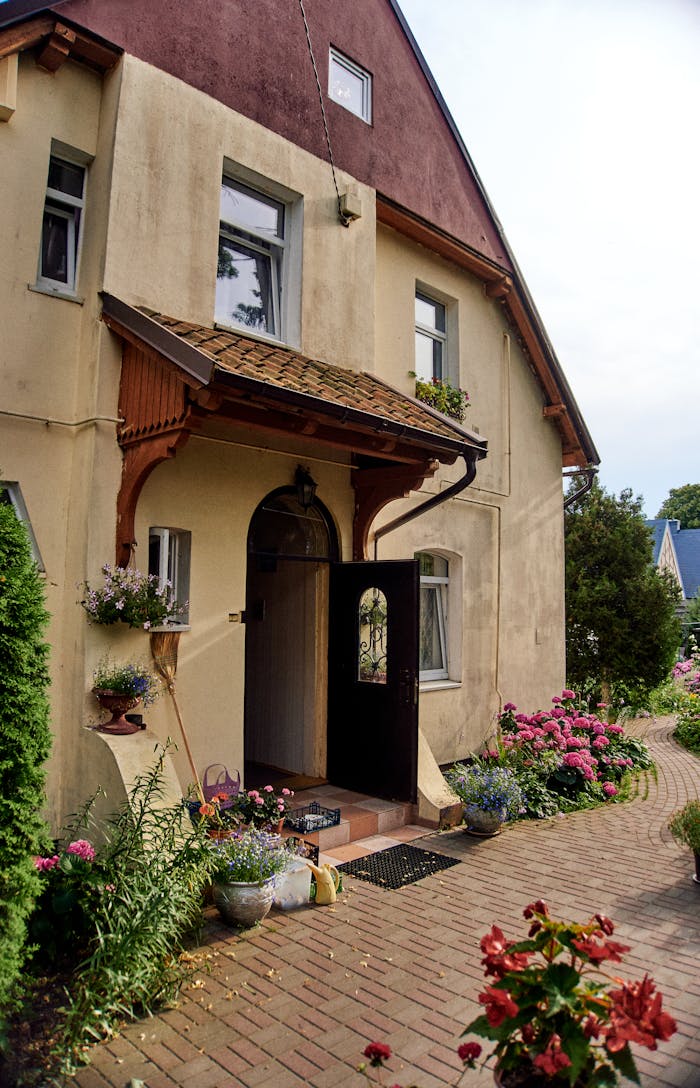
92,689 -> 140,735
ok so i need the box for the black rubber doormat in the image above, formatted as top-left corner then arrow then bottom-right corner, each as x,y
337,843 -> 459,889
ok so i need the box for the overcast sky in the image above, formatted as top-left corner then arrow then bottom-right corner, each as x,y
400,0 -> 699,518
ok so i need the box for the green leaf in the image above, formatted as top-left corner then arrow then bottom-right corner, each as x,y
608,1044 -> 641,1084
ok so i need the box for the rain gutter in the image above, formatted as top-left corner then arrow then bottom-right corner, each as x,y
373,449 -> 480,559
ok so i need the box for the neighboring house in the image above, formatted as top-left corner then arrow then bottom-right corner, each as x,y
0,0 -> 598,830
646,520 -> 700,609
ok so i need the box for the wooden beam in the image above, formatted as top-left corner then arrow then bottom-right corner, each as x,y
351,460 -> 439,560
36,23 -> 75,73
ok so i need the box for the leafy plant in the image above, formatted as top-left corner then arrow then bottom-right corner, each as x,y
52,745 -> 215,1073
413,376 -> 470,422
238,785 -> 295,826
668,800 -> 700,854
29,838 -> 108,966
657,483 -> 700,529
0,497 -> 52,1015
461,900 -> 677,1086
93,655 -> 160,705
80,563 -> 184,629
445,764 -> 523,822
565,479 -> 681,707
209,827 -> 290,883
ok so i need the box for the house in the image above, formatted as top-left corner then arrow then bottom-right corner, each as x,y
0,0 -> 598,831
646,519 -> 700,610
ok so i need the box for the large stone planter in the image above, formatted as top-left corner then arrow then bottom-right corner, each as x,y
463,804 -> 503,836
212,877 -> 275,927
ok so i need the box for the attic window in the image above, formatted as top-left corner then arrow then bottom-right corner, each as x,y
328,47 -> 372,123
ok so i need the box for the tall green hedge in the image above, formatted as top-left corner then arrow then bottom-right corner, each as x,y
0,498 -> 52,1008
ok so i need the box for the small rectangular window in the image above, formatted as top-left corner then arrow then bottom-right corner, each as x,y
1,482 -> 44,570
38,154 -> 86,292
148,527 -> 191,626
329,47 -> 372,123
216,178 -> 286,338
416,552 -> 448,680
415,291 -> 446,383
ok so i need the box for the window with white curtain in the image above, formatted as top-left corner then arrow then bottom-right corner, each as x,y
416,552 -> 449,680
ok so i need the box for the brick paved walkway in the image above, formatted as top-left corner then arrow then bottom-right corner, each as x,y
74,718 -> 700,1088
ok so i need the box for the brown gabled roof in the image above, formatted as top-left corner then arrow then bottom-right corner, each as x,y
100,294 -> 488,466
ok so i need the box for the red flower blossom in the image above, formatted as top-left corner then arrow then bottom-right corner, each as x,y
458,1041 -> 482,1065
604,977 -> 677,1053
479,986 -> 520,1027
533,1034 -> 572,1076
572,936 -> 630,964
595,913 -> 615,935
523,899 -> 549,919
363,1042 -> 391,1066
480,924 -> 531,978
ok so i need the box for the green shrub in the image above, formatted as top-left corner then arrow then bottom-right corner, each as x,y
52,745 -> 216,1073
0,498 -> 52,1013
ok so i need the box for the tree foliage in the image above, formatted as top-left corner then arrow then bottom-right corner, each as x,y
0,498 -> 52,1010
565,479 -> 681,705
657,483 -> 700,529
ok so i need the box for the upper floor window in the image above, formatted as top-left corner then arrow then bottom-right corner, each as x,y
328,47 -> 372,123
415,291 -> 446,383
38,154 -> 86,293
416,552 -> 449,681
216,178 -> 286,338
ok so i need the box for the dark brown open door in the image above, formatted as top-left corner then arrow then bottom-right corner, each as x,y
327,560 -> 419,802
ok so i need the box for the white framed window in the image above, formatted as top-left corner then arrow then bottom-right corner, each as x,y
416,552 -> 449,681
415,291 -> 447,383
37,154 -> 86,293
328,47 -> 372,123
1,481 -> 44,570
148,527 -> 191,626
216,178 -> 287,338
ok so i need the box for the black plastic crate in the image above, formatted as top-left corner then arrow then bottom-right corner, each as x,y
285,802 -> 341,834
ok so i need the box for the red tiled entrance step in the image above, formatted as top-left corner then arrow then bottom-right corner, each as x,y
286,784 -> 418,853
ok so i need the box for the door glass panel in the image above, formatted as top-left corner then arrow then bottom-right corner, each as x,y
358,588 -> 387,684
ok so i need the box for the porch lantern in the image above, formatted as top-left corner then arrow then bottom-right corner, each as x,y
295,465 -> 317,509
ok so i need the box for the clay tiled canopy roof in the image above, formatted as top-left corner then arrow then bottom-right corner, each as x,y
101,295 -> 487,566
102,295 -> 487,462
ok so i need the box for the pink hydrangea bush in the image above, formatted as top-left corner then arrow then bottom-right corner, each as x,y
31,839 -> 110,965
490,690 -> 653,818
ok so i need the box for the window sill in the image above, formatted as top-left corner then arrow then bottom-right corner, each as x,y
214,320 -> 290,350
419,679 -> 461,692
148,624 -> 191,633
29,283 -> 84,305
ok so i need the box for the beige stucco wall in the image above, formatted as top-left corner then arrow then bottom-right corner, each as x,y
102,55 -> 377,372
2,44 -> 569,826
374,225 -> 566,763
0,54 -> 131,829
127,437 -> 354,794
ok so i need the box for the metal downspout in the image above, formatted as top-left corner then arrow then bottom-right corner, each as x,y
372,451 -> 480,559
562,466 -> 598,510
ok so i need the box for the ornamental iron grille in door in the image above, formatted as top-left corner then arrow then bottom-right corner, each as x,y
358,588 -> 387,683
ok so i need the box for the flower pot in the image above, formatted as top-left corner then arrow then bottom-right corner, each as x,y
273,858 -> 312,910
464,804 -> 503,836
92,689 -> 140,734
212,877 -> 275,927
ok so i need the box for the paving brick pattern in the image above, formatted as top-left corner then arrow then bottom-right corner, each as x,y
74,718 -> 700,1088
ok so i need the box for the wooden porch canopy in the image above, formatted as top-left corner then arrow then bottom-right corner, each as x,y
100,294 -> 487,565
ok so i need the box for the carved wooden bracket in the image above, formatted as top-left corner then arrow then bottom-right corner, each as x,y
115,341 -> 195,566
116,430 -> 191,567
351,460 -> 439,560
36,24 -> 76,72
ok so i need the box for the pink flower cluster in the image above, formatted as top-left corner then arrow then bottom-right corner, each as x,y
499,691 -> 630,794
34,839 -> 96,870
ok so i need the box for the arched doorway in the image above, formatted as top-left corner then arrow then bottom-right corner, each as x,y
244,484 -> 338,785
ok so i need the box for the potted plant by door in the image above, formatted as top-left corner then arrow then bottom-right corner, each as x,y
238,785 -> 295,831
444,763 -> 523,835
209,828 -> 289,927
668,800 -> 700,884
92,656 -> 160,734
